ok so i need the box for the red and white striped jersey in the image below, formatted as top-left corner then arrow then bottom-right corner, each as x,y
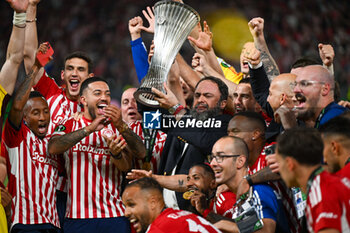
248,143 -> 301,233
305,171 -> 350,233
129,121 -> 166,174
34,71 -> 81,192
34,71 -> 81,136
52,116 -> 125,219
1,120 -> 60,228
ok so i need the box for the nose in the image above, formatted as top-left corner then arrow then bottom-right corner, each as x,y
293,84 -> 301,93
234,96 -> 241,105
210,157 -> 218,167
39,111 -> 46,121
186,178 -> 194,188
124,207 -> 131,218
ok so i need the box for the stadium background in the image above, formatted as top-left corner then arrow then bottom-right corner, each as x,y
0,0 -> 349,103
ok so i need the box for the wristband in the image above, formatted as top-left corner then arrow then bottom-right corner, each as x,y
174,105 -> 185,115
244,175 -> 254,186
13,12 -> 26,27
110,152 -> 122,160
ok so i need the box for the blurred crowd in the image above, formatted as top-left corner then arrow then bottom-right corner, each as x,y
0,0 -> 349,101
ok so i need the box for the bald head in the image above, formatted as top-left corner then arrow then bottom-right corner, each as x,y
216,136 -> 249,160
268,73 -> 297,111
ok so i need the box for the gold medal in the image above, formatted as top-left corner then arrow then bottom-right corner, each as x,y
142,162 -> 152,171
183,190 -> 194,200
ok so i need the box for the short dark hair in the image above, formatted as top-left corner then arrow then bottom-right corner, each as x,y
190,163 -> 215,180
125,177 -> 163,194
238,78 -> 251,84
79,77 -> 109,96
29,91 -> 46,100
64,51 -> 93,73
291,57 -> 321,69
195,76 -> 228,103
319,116 -> 350,139
232,111 -> 267,132
277,127 -> 323,165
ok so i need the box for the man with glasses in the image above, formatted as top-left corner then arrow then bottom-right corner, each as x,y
292,65 -> 346,128
207,136 -> 290,233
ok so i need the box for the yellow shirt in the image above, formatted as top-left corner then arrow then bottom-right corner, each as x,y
0,190 -> 7,233
217,57 -> 243,84
0,85 -> 8,233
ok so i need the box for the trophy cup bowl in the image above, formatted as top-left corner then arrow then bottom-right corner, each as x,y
134,0 -> 200,107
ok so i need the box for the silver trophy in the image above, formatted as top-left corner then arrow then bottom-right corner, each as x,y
134,0 -> 200,107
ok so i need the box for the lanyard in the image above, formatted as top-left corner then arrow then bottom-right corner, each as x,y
142,127 -> 158,162
306,166 -> 324,196
314,108 -> 326,129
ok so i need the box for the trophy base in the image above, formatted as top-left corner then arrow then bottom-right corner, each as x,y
134,87 -> 160,107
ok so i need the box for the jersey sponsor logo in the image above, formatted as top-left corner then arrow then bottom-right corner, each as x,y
72,143 -> 110,155
32,152 -> 59,168
167,210 -> 192,219
315,212 -> 338,223
55,125 -> 66,132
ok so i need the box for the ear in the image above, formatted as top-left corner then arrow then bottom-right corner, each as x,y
285,157 -> 296,172
80,95 -> 87,106
88,73 -> 95,78
236,155 -> 246,169
321,83 -> 331,96
280,93 -> 287,105
252,129 -> 263,141
61,70 -> 65,81
148,194 -> 158,210
220,100 -> 227,110
331,141 -> 341,157
209,179 -> 217,190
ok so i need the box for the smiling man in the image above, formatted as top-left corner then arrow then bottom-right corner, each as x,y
48,77 -> 146,233
122,177 -> 221,233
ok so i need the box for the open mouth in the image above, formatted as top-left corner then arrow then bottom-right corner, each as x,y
38,124 -> 47,134
69,79 -> 80,90
295,93 -> 306,108
97,103 -> 108,114
129,218 -> 140,230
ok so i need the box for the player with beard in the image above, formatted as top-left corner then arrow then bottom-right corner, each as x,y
126,163 -> 235,218
48,77 -> 146,233
122,177 -> 221,233
151,76 -> 232,210
291,65 -> 346,128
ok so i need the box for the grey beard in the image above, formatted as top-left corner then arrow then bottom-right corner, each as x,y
190,104 -> 222,121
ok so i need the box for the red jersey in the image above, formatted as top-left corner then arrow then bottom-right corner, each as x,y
305,170 -> 350,233
129,121 -> 166,173
34,71 -> 81,192
1,120 -> 60,228
52,117 -> 125,219
335,161 -> 350,179
34,71 -> 81,136
213,191 -> 236,218
147,208 -> 221,233
248,143 -> 301,233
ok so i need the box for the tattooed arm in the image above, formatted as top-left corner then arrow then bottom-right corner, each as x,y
48,115 -> 106,155
248,17 -> 279,82
126,169 -> 188,192
9,43 -> 49,128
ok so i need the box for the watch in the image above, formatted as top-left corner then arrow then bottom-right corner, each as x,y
168,103 -> 181,114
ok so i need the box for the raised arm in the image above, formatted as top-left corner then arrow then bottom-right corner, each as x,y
318,43 -> 335,75
9,42 -> 48,128
23,0 -> 39,74
0,0 -> 28,95
248,17 -> 279,82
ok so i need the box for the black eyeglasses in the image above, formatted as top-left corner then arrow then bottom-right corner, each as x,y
208,154 -> 240,163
